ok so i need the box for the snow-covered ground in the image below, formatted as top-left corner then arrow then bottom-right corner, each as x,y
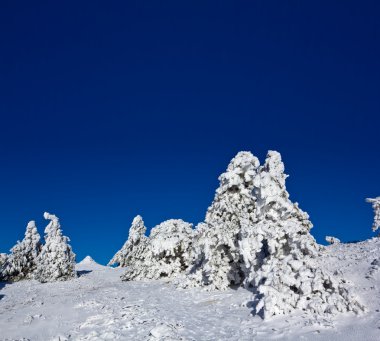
1,239 -> 379,341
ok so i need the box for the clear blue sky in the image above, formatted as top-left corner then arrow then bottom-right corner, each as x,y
0,1 -> 379,265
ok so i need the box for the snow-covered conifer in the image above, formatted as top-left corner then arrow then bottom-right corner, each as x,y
366,197 -> 380,232
242,151 -> 362,318
108,215 -> 148,267
183,152 -> 260,290
121,219 -> 194,281
326,236 -> 341,244
0,253 -> 6,267
0,221 -> 41,281
182,150 -> 364,318
34,212 -> 76,283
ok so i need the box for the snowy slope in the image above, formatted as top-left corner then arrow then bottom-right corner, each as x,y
0,239 -> 379,341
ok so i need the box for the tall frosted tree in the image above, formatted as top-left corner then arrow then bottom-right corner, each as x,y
108,215 -> 148,267
241,151 -> 362,317
181,150 -> 364,318
366,197 -> 380,233
183,151 -> 261,290
34,212 -> 76,283
0,221 -> 41,281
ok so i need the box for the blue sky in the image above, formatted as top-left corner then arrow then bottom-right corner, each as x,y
0,1 -> 379,264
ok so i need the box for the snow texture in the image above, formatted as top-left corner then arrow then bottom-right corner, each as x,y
34,212 -> 76,283
108,215 -> 148,267
366,197 -> 380,232
1,239 -> 380,341
326,236 -> 341,244
0,253 -> 6,267
0,221 -> 41,281
121,219 -> 194,281
181,151 -> 364,318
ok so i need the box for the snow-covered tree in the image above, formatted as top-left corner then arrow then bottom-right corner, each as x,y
326,236 -> 341,244
0,253 -> 6,267
181,150 -> 364,318
0,221 -> 41,281
241,151 -> 362,317
121,219 -> 194,281
366,197 -> 380,232
34,212 -> 76,283
183,151 -> 260,290
108,215 -> 148,267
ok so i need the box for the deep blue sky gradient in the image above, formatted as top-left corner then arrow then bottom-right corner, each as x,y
0,1 -> 379,264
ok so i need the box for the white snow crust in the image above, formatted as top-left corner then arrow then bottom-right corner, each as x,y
0,239 -> 379,341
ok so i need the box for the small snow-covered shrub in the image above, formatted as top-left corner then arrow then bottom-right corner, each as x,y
34,212 -> 76,283
0,221 -> 41,281
121,219 -> 194,281
108,215 -> 148,267
326,236 -> 341,244
366,197 -> 380,233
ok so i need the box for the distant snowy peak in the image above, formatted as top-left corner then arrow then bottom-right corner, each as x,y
78,256 -> 97,265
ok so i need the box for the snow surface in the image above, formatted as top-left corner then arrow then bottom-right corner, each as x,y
1,238 -> 380,341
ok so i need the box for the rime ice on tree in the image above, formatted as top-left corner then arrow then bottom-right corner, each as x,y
121,219 -> 194,281
181,150 -> 364,318
184,151 -> 260,290
0,254 -> 6,267
0,221 -> 41,281
108,215 -> 148,267
242,152 -> 362,317
34,212 -> 76,283
366,197 -> 380,232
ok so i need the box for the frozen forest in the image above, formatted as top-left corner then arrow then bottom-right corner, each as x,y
1,150 -> 380,340
110,150 -> 367,318
0,212 -> 76,283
